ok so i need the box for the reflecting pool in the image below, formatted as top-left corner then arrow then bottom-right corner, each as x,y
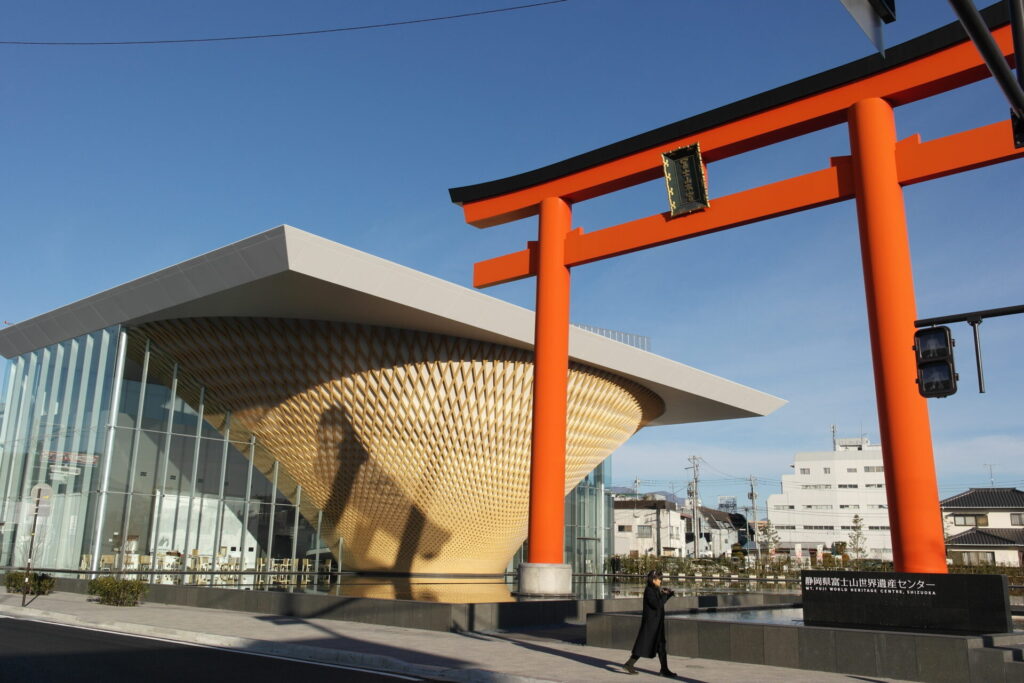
669,607 -> 804,625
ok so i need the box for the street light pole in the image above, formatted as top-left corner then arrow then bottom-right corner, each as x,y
22,487 -> 44,607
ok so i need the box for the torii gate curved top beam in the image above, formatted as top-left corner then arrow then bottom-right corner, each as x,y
451,4 -> 1013,229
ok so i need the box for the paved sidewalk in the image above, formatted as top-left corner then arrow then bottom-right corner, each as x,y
0,592 -> 912,682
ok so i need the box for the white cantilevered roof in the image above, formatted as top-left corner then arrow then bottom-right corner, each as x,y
0,225 -> 785,426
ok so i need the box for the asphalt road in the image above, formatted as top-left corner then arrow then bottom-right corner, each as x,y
0,615 -> 438,683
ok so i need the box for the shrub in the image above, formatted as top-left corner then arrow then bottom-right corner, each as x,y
3,571 -> 55,595
3,572 -> 22,593
88,576 -> 147,606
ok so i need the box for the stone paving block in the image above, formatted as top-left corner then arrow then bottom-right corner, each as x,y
876,632 -> 918,682
968,646 -> 1008,683
798,626 -> 836,672
833,628 -> 878,676
665,618 -> 699,657
764,625 -> 800,669
916,634 -> 970,683
729,623 -> 764,664
697,621 -> 732,661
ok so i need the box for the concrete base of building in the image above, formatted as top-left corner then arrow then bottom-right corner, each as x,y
516,562 -> 573,597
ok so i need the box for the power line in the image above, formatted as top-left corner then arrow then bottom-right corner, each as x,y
0,1 -> 568,46
698,457 -> 783,485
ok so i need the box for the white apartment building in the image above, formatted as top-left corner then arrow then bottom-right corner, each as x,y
766,437 -> 892,561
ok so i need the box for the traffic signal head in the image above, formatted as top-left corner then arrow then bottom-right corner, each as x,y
913,326 -> 957,398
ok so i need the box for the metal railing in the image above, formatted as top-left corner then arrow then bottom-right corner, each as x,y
581,572 -> 800,584
1,565 -> 338,590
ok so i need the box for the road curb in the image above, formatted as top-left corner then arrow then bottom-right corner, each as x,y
0,603 -> 551,683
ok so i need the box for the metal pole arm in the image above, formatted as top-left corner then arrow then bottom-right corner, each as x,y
915,302 -> 1024,327
948,0 -> 1024,117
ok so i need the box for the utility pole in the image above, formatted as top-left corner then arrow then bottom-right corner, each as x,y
748,476 -> 762,564
655,504 -> 662,557
632,476 -> 640,518
686,456 -> 701,559
984,464 -> 996,487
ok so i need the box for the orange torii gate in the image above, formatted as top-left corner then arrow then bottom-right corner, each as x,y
449,7 -> 1024,585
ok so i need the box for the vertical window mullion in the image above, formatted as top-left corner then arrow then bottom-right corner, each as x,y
149,363 -> 178,578
51,339 -> 80,459
181,386 -> 205,584
81,330 -> 112,462
313,509 -> 322,588
66,334 -> 95,485
22,347 -> 53,499
0,357 -> 26,515
118,340 -> 150,569
290,485 -> 302,584
38,342 -> 67,464
239,435 -> 255,577
89,328 -> 128,574
211,412 -> 231,584
265,461 -> 279,578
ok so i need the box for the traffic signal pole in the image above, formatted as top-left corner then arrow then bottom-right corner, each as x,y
848,98 -> 948,574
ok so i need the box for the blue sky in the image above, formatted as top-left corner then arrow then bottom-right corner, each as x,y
2,1 -> 1022,507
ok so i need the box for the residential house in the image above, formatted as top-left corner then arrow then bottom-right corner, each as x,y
613,496 -> 685,557
941,487 -> 1024,566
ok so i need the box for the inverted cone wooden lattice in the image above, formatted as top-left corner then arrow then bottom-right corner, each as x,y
141,318 -> 663,574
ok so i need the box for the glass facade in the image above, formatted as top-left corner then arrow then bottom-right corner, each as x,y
564,459 -> 614,574
509,457 -> 615,575
0,327 -> 119,572
1,324 -> 615,585
0,326 -> 319,585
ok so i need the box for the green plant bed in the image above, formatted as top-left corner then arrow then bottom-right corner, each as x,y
3,571 -> 56,595
87,576 -> 147,606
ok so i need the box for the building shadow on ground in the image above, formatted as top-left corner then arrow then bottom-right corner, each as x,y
0,614 -> 471,683
470,631 -> 709,682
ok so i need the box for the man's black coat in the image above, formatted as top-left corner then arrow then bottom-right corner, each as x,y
630,584 -> 673,658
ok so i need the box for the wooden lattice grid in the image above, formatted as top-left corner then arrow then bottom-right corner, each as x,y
141,318 -> 664,575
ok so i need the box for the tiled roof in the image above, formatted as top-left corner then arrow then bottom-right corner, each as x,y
946,527 -> 1024,547
613,499 -> 677,511
700,506 -> 733,523
939,488 -> 1024,510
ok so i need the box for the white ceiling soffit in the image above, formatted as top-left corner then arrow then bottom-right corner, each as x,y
0,225 -> 786,426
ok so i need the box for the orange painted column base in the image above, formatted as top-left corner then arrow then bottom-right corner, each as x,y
848,98 -> 947,574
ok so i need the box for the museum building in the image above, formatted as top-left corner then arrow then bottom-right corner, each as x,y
0,226 -> 782,582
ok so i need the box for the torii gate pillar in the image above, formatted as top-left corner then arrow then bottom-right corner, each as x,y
518,196 -> 575,596
849,98 -> 947,573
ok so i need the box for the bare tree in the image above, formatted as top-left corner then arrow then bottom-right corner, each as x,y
848,514 -> 867,565
759,520 -> 781,555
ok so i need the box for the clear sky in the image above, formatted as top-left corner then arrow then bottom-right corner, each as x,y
2,1 -> 1022,510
